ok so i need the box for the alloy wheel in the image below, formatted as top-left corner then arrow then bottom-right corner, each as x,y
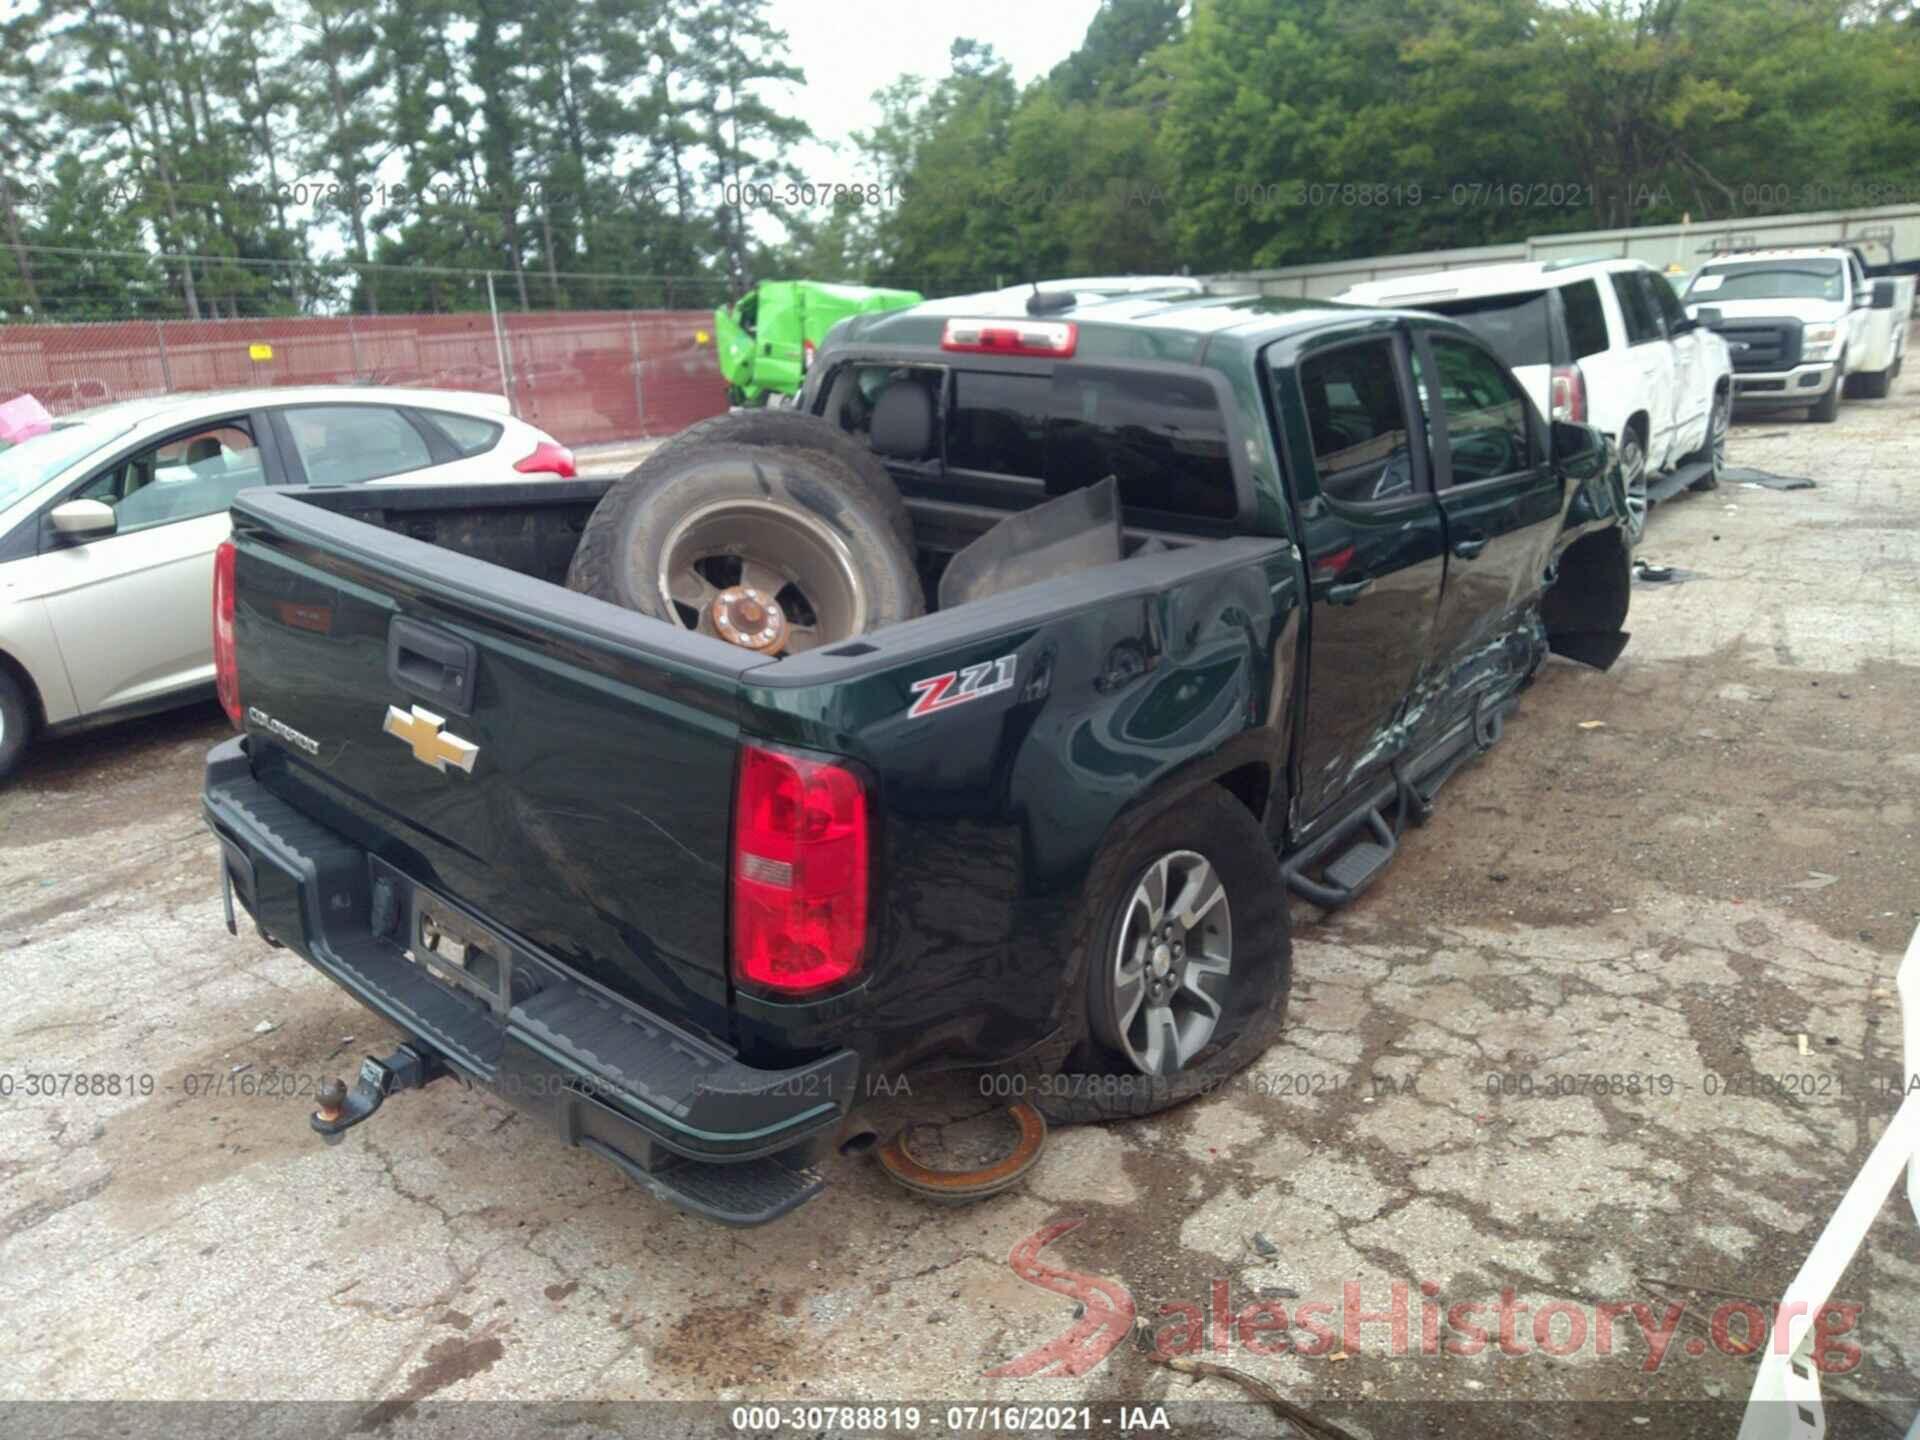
1096,850 -> 1234,1076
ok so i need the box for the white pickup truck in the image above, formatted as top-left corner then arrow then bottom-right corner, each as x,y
1683,247 -> 1911,421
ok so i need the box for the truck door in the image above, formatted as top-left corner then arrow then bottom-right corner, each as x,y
1647,272 -> 1707,459
1276,329 -> 1447,827
1415,328 -> 1565,676
1609,270 -> 1676,463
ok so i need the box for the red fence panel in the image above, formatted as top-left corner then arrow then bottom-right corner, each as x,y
0,308 -> 726,446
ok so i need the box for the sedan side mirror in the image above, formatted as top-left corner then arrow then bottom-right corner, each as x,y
48,498 -> 117,541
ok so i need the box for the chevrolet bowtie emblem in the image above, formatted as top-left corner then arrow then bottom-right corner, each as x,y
382,705 -> 479,774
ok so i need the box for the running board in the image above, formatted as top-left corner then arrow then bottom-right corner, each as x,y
1647,458 -> 1714,504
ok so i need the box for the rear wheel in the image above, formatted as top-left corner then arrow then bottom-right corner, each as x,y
1619,426 -> 1649,547
1035,786 -> 1291,1126
0,669 -> 32,781
1686,387 -> 1729,492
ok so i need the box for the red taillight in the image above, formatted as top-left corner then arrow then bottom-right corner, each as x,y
1550,364 -> 1587,423
731,744 -> 869,996
514,440 -> 576,477
213,540 -> 241,728
941,318 -> 1077,358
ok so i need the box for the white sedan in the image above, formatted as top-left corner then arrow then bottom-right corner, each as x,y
0,386 -> 575,778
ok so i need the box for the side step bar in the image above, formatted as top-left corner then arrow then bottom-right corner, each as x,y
1647,457 -> 1714,504
1281,696 -> 1513,908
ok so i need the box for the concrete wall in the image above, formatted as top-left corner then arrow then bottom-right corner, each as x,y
1205,203 -> 1920,300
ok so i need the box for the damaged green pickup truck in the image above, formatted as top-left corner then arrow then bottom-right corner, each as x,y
202,282 -> 1632,1224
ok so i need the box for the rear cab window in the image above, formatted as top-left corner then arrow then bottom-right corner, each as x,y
829,361 -> 1242,527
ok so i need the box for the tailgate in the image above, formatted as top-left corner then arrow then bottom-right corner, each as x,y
226,488 -> 763,1033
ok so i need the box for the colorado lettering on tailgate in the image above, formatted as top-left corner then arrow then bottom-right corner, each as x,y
908,654 -> 1018,719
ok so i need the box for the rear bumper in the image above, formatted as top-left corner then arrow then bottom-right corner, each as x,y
201,736 -> 858,1225
1732,361 -> 1836,403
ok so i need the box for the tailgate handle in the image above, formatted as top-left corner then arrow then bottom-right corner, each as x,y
387,619 -> 478,717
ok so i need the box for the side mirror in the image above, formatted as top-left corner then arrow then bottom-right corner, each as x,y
1872,279 -> 1897,310
48,498 -> 117,541
1693,306 -> 1722,328
1851,288 -> 1872,310
1550,420 -> 1602,463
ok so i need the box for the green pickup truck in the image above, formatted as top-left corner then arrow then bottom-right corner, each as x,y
202,281 -> 1633,1224
713,279 -> 922,406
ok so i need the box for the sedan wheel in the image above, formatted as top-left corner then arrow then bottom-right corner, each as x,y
1094,849 -> 1234,1077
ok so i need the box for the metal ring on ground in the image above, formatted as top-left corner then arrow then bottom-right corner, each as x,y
875,1102 -> 1048,1202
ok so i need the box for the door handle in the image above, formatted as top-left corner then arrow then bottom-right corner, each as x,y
387,618 -> 479,716
1324,577 -> 1374,605
1452,534 -> 1490,560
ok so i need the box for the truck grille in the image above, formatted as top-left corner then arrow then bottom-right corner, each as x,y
1713,317 -> 1802,373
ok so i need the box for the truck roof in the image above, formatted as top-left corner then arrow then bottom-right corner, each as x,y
838,284 -> 1402,353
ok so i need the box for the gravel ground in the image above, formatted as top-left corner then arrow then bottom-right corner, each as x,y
3,355 -> 1918,1437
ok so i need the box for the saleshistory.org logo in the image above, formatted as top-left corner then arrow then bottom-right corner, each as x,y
987,1219 -> 1867,1377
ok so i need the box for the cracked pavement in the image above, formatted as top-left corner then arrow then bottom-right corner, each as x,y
2,360 -> 1918,1433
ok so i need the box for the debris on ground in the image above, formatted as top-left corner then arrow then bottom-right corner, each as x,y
1249,1232 -> 1280,1257
1135,1322 -> 1362,1439
252,1020 -> 277,1035
1633,559 -> 1701,584
874,1102 -> 1047,1202
1791,872 -> 1839,891
1725,466 -> 1816,491
1578,720 -> 1607,730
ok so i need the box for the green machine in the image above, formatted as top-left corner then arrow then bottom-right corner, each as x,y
713,280 -> 922,406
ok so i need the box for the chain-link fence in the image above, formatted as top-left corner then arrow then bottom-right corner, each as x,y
0,251 -> 998,446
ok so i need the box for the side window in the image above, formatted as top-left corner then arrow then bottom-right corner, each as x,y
1561,280 -> 1611,360
1297,341 -> 1417,506
1648,274 -> 1690,335
1610,273 -> 1660,345
71,421 -> 262,534
416,410 -> 502,457
1429,338 -> 1532,485
282,405 -> 435,485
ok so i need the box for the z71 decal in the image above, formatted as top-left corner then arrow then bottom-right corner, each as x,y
908,654 -> 1019,719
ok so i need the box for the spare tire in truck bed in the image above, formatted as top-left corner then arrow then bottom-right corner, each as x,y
565,442 -> 924,654
638,409 -> 914,548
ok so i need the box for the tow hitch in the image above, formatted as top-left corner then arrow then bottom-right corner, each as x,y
311,1043 -> 448,1145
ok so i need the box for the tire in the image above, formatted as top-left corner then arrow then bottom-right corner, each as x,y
1034,786 -> 1292,1126
1618,424 -> 1649,548
1855,367 -> 1892,400
0,668 -> 32,781
644,409 -> 912,549
1685,387 -> 1729,492
1809,366 -> 1842,423
565,443 -> 923,651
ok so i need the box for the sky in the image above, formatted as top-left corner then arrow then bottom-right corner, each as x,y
761,0 -> 1107,179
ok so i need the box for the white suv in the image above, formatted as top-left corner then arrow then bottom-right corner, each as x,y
1338,259 -> 1733,545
